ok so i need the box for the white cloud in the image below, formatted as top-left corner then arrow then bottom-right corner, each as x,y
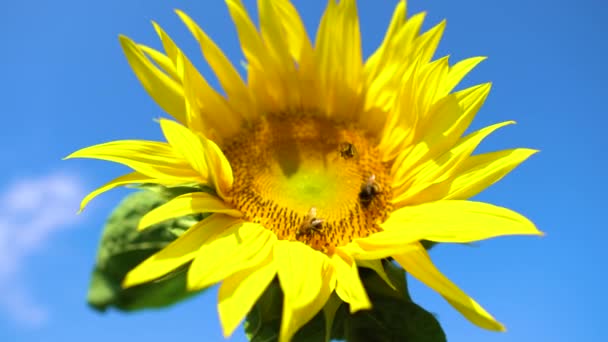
0,173 -> 85,326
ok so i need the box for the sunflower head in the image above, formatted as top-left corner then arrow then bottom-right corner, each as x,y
67,0 -> 541,340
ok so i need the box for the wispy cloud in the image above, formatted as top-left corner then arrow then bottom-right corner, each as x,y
0,173 -> 85,326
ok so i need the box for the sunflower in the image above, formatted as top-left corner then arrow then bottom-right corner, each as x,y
67,0 -> 541,340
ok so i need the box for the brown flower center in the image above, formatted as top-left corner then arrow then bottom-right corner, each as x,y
223,113 -> 392,254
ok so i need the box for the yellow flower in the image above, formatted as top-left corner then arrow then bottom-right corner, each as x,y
67,0 -> 542,340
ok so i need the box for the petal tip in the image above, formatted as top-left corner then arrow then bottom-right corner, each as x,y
174,8 -> 187,19
136,221 -> 149,231
121,273 -> 138,289
349,301 -> 373,314
118,34 -> 131,44
150,20 -> 162,33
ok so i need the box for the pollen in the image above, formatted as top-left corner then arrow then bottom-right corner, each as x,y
223,113 -> 393,254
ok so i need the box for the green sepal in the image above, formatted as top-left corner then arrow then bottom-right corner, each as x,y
87,190 -> 206,312
322,293 -> 343,342
420,240 -> 437,250
360,259 -> 412,302
132,182 -> 214,199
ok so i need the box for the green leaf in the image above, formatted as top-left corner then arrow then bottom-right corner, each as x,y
339,260 -> 445,342
401,302 -> 446,342
292,312 -> 325,342
245,279 -> 282,342
345,298 -> 446,342
87,190 -> 206,312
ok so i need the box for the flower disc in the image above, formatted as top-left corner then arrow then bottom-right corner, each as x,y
224,113 -> 392,253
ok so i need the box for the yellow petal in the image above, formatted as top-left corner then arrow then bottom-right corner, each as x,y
151,21 -> 180,66
393,242 -> 505,331
343,200 -> 541,260
453,83 -> 492,128
176,10 -> 256,121
364,0 -> 406,81
224,0 -> 282,112
366,24 -> 436,133
151,22 -> 242,138
414,92 -> 462,155
384,83 -> 492,169
379,200 -> 542,244
225,0 -> 269,72
428,120 -> 515,177
443,57 -> 487,94
336,0 -> 362,91
158,118 -> 233,199
447,148 -> 539,199
376,62 -> 421,161
275,241 -> 335,342
257,0 -> 294,74
138,192 -> 242,230
364,11 -> 428,137
416,56 -> 450,118
179,57 -> 207,135
411,148 -> 539,204
270,0 -> 314,67
159,118 -> 208,177
314,0 -> 363,120
150,22 -> 205,131
393,121 -> 514,203
415,20 -> 446,65
77,172 -> 181,213
65,140 -> 201,181
332,250 -> 371,313
138,44 -> 180,82
339,238 -> 418,260
119,35 -> 186,124
218,254 -> 277,338
314,0 -> 337,82
123,214 -> 238,288
268,0 -> 317,109
257,0 -> 300,108
179,52 -> 242,140
366,11 -> 426,94
187,222 -> 274,291
202,137 -> 234,200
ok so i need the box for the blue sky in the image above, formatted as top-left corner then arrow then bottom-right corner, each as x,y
0,0 -> 604,341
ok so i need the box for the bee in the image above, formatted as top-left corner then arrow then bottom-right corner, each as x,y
339,142 -> 357,159
359,174 -> 381,207
296,207 -> 324,237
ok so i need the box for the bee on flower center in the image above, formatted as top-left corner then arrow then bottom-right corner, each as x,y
359,174 -> 381,207
296,207 -> 324,237
338,142 -> 358,159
